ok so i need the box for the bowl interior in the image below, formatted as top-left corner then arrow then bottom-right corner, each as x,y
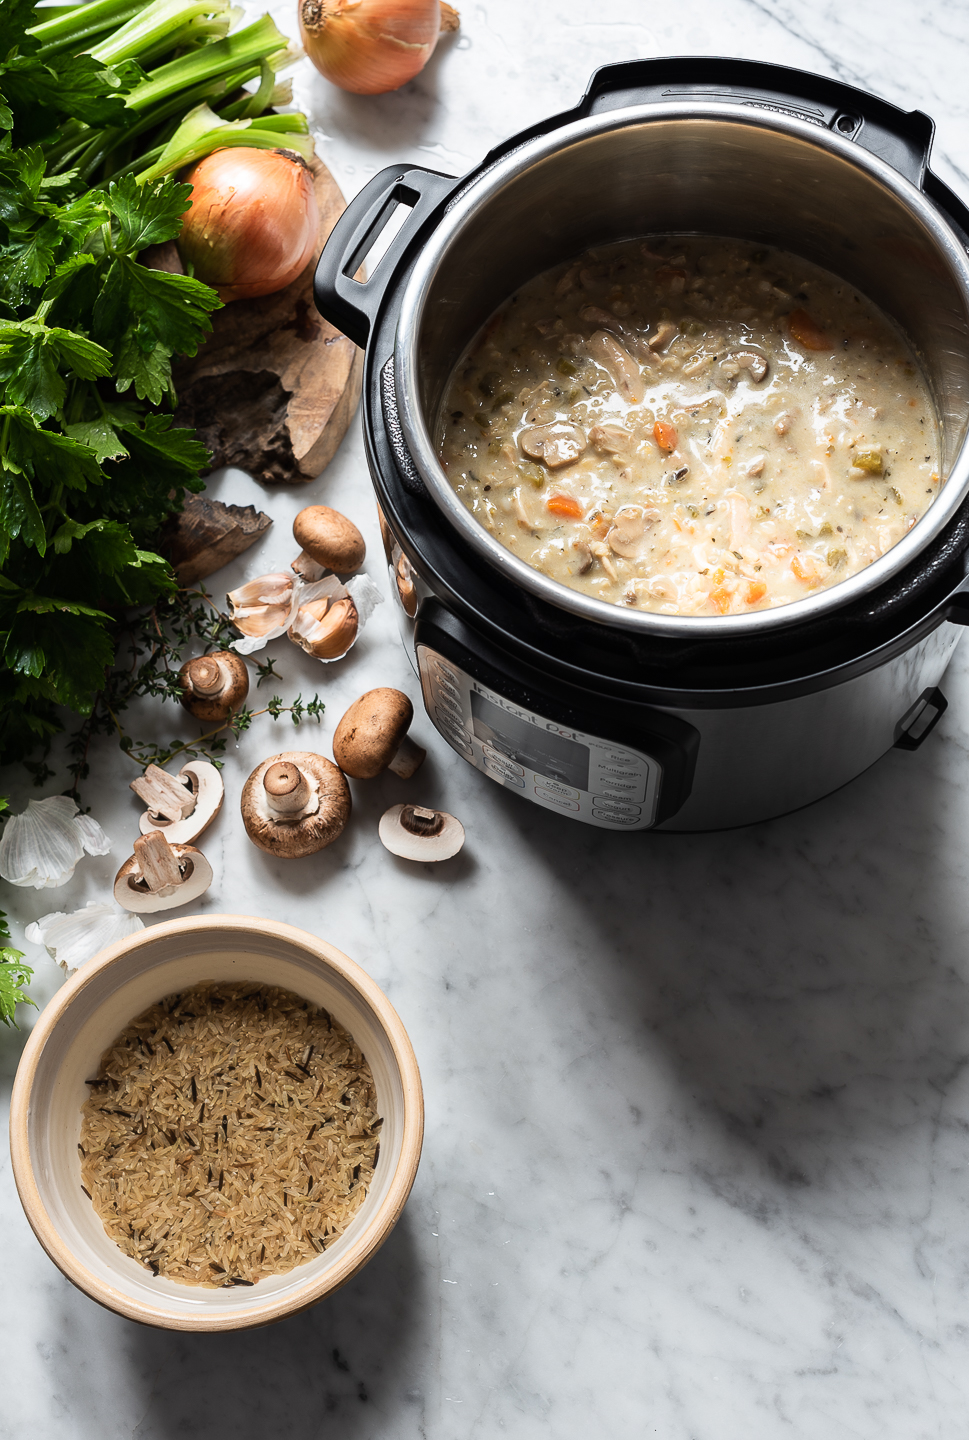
19,923 -> 417,1327
398,105 -> 969,635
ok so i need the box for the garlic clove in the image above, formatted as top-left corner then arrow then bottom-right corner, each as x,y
0,796 -> 111,890
227,572 -> 300,655
289,597 -> 358,659
25,901 -> 144,976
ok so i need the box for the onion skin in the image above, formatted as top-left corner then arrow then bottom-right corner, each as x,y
299,0 -> 456,95
178,148 -> 319,303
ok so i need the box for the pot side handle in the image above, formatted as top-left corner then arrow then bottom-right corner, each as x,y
314,166 -> 458,348
576,58 -> 935,188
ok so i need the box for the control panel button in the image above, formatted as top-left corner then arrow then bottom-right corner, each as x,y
534,786 -> 580,811
592,809 -> 640,825
483,747 -> 524,778
531,777 -> 578,800
593,797 -> 642,816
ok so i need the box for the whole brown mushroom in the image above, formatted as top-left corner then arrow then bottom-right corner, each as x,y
333,689 -> 426,780
241,751 -> 351,857
179,651 -> 249,723
293,505 -> 366,576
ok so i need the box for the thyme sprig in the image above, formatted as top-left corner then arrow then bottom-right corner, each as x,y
50,586 -> 323,799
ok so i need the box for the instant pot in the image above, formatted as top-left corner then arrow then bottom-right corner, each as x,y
314,58 -> 969,831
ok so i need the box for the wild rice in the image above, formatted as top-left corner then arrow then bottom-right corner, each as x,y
79,981 -> 380,1287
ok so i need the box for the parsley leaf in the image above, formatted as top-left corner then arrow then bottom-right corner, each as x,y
108,172 -> 193,252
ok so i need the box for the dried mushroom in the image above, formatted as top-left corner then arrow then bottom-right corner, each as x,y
241,752 -> 350,857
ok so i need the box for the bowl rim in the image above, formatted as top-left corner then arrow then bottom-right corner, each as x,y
8,913 -> 424,1332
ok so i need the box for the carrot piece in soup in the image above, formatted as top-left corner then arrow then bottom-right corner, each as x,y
654,420 -> 678,452
710,585 -> 732,614
788,308 -> 829,351
791,555 -> 820,586
547,493 -> 584,519
745,580 -> 768,604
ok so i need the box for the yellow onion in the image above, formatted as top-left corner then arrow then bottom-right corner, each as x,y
299,0 -> 459,96
178,148 -> 319,302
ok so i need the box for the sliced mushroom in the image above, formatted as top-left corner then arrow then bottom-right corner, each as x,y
721,349 -> 769,382
606,506 -> 660,559
518,422 -> 587,469
114,831 -> 213,913
241,752 -> 351,857
131,761 -> 224,845
292,505 -> 366,575
589,423 -> 632,455
288,596 -> 358,660
587,331 -> 645,403
378,804 -> 465,862
333,689 -> 426,780
178,651 -> 249,723
579,305 -> 624,333
647,320 -> 678,351
226,573 -> 296,638
571,539 -> 593,575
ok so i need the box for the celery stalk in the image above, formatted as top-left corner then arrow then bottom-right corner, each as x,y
124,16 -> 289,112
88,0 -> 229,65
28,0 -> 143,55
138,101 -> 313,180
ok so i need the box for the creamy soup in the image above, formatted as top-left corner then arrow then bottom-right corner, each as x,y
437,237 -> 940,616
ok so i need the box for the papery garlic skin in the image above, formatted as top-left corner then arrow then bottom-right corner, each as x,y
0,797 -> 112,889
25,902 -> 144,975
227,572 -> 300,655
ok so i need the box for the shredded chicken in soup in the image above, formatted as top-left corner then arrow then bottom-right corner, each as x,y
437,237 -> 940,616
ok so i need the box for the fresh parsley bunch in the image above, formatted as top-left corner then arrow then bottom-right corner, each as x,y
0,1 -> 222,765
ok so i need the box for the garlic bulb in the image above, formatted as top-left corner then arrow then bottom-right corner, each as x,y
25,902 -> 144,976
0,796 -> 111,889
229,571 -> 382,659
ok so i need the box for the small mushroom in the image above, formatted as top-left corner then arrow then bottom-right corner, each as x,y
130,761 -> 224,845
647,320 -> 678,351
721,349 -> 769,382
518,422 -> 587,469
293,504 -> 366,575
178,651 -> 249,723
607,506 -> 659,558
114,831 -> 213,913
333,689 -> 426,780
241,752 -> 351,857
288,595 -> 359,659
378,804 -> 465,862
589,423 -> 632,455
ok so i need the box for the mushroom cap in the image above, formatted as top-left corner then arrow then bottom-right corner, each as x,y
136,760 -> 224,845
293,505 -> 366,574
333,689 -> 414,780
114,842 -> 213,913
241,751 -> 351,857
378,804 -> 465,862
178,651 -> 249,722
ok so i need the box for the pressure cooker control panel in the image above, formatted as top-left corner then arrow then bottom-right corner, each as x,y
417,645 -> 660,829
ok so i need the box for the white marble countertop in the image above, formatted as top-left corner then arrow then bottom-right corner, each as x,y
3,1 -> 969,1435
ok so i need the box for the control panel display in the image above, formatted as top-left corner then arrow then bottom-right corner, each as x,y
417,645 -> 660,830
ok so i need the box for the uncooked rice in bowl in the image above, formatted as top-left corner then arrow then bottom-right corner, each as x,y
79,981 -> 381,1287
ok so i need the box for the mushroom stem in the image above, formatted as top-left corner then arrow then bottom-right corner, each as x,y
388,733 -> 427,780
185,656 -> 224,696
263,761 -> 311,816
130,764 -> 195,822
399,805 -> 444,837
134,831 -> 183,896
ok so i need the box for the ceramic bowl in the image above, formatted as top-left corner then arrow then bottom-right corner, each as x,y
9,915 -> 423,1331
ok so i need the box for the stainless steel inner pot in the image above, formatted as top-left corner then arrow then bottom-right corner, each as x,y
395,101 -> 969,640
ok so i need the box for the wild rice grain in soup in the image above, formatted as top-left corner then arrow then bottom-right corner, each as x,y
437,237 -> 941,616
79,982 -> 380,1287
